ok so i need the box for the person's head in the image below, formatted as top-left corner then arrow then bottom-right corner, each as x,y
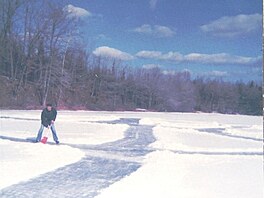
46,103 -> 52,111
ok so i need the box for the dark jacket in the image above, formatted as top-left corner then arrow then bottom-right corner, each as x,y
41,108 -> 57,127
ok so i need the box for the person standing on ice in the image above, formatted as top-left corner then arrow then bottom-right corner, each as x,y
35,103 -> 59,144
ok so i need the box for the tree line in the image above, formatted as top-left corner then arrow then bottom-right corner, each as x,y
0,0 -> 262,115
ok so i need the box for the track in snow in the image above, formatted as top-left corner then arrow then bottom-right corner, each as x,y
0,118 -> 155,198
0,118 -> 261,197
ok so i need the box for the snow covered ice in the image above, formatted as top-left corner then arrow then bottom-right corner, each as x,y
0,110 -> 263,198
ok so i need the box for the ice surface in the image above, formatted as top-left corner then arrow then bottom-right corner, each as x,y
0,139 -> 85,189
96,151 -> 263,198
0,110 -> 128,145
0,110 -> 128,191
151,125 -> 262,152
96,112 -> 263,198
0,111 -> 263,198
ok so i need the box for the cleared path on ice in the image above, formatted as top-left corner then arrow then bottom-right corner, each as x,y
0,117 -> 262,198
0,118 -> 155,198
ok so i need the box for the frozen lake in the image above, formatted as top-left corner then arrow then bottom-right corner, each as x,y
0,111 -> 263,198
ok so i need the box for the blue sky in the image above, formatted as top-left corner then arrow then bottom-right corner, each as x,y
63,0 -> 262,82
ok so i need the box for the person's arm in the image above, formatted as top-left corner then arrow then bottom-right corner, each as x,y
51,109 -> 57,124
41,110 -> 49,127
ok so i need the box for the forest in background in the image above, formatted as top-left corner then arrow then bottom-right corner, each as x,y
0,0 -> 262,115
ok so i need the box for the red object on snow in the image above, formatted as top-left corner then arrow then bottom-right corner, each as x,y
41,136 -> 48,144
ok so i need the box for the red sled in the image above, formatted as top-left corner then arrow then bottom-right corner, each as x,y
41,136 -> 48,144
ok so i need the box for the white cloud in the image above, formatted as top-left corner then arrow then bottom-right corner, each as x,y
136,50 -> 261,66
137,50 -> 181,61
184,53 -> 261,65
154,25 -> 175,37
133,24 -> 175,38
160,51 -> 184,62
93,46 -> 134,61
134,24 -> 152,34
136,50 -> 162,59
65,4 -> 92,18
149,0 -> 158,10
136,50 -> 185,62
200,13 -> 262,37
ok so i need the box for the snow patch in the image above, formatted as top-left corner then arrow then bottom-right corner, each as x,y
0,139 -> 84,190
151,125 -> 262,152
96,151 -> 263,198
